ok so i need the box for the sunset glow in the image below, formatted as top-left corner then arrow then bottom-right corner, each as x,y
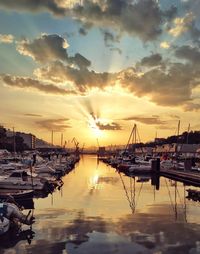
0,0 -> 200,147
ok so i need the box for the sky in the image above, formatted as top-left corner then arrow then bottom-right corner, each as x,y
0,0 -> 200,147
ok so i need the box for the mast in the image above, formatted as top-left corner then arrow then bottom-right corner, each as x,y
186,123 -> 190,144
51,130 -> 54,146
13,127 -> 16,158
124,124 -> 136,156
176,120 -> 181,158
61,133 -> 63,147
177,120 -> 180,136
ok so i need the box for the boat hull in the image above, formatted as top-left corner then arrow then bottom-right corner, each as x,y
0,217 -> 10,236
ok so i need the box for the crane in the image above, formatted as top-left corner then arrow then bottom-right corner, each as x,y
71,137 -> 79,155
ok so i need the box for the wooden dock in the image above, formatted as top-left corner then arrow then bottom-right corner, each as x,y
160,169 -> 200,187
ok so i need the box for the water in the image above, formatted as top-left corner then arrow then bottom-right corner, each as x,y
1,155 -> 200,254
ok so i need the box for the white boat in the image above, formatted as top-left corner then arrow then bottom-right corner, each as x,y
0,170 -> 49,191
128,162 -> 152,173
0,216 -> 10,235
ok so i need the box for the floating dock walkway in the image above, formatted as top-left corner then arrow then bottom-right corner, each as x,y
160,169 -> 200,187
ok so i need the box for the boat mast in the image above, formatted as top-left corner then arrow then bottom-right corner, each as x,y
61,133 -> 63,147
176,120 -> 181,158
124,124 -> 136,155
13,127 -> 16,158
51,130 -> 54,146
186,123 -> 190,144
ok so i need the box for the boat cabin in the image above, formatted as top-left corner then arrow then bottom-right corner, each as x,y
9,171 -> 29,181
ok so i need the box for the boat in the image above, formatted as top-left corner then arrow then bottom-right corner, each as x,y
0,190 -> 34,200
0,202 -> 34,225
128,165 -> 152,174
186,189 -> 200,202
0,170 -> 51,191
0,216 -> 10,236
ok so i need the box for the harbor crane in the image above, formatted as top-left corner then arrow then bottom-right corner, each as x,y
71,137 -> 79,155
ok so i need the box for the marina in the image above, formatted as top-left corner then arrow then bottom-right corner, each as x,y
1,0 -> 200,252
0,155 -> 200,254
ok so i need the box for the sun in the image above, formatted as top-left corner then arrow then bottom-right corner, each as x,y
89,118 -> 103,138
91,125 -> 102,138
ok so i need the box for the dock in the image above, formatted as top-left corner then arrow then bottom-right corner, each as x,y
160,169 -> 200,187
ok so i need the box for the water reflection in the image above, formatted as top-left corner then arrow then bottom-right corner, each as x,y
0,155 -> 200,254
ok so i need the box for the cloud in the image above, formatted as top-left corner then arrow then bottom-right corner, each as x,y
0,0 -> 177,42
79,27 -> 87,36
72,0 -> 165,41
118,61 -> 200,106
2,54 -> 200,110
174,45 -> 200,65
139,53 -> 163,67
1,74 -> 76,95
168,12 -> 194,37
70,53 -> 91,69
36,118 -> 71,131
122,115 -> 166,125
2,31 -> 200,111
17,34 -> 69,63
163,5 -> 177,20
183,0 -> 200,18
109,47 -> 122,55
24,113 -> 43,117
16,33 -> 92,71
160,41 -> 170,49
0,34 -> 14,43
101,30 -> 120,47
183,102 -> 200,111
34,60 -> 116,93
0,0 -> 67,16
168,114 -> 180,119
96,121 -> 121,131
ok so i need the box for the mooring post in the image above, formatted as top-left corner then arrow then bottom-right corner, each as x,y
184,158 -> 192,171
151,158 -> 160,173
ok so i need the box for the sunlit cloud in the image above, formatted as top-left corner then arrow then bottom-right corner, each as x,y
17,34 -> 69,63
1,74 -> 77,95
0,33 -> 14,44
183,102 -> 200,111
0,0 -> 177,41
168,12 -> 194,37
1,0 -> 200,146
36,118 -> 71,131
122,115 -> 166,125
160,41 -> 170,49
24,113 -> 43,117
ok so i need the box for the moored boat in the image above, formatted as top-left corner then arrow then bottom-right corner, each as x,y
0,190 -> 34,200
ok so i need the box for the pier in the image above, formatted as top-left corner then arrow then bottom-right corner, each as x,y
160,169 -> 200,187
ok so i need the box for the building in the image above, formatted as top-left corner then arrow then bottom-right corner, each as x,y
35,138 -> 55,149
7,130 -> 36,150
18,132 -> 36,149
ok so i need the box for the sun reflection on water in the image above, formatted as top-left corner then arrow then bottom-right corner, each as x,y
89,173 -> 101,190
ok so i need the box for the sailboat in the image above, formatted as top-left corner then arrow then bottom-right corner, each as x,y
117,124 -> 152,174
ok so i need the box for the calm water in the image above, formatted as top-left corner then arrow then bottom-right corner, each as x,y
1,155 -> 200,254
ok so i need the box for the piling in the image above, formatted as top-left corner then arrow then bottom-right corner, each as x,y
184,159 -> 192,171
151,158 -> 160,173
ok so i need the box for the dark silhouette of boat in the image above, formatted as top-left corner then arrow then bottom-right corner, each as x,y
0,190 -> 34,200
